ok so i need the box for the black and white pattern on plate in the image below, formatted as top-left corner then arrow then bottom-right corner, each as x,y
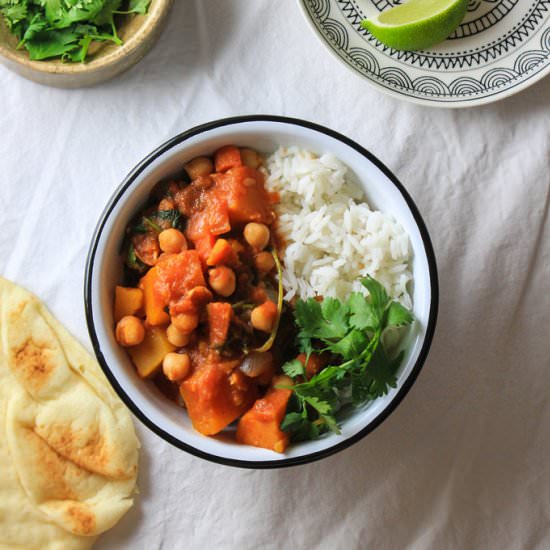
303,0 -> 550,103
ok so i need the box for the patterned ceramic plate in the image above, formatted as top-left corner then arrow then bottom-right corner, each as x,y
298,0 -> 550,107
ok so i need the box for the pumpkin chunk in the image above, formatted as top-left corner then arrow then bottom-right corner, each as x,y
215,166 -> 274,224
140,266 -> 170,326
114,286 -> 144,322
127,326 -> 176,379
155,250 -> 206,304
214,145 -> 242,172
207,302 -> 233,347
206,238 -> 238,267
180,364 -> 257,435
236,386 -> 292,453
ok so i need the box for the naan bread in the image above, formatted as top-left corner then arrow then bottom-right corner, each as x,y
0,278 -> 139,549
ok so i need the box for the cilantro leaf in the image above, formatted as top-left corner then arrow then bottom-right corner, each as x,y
319,413 -> 340,434
284,417 -> 322,442
361,347 -> 402,399
325,329 -> 368,360
294,298 -> 322,338
348,292 -> 378,331
25,28 -> 81,60
319,297 -> 349,339
2,4 -> 28,28
302,395 -> 332,415
93,0 -> 123,27
361,276 -> 388,319
127,0 -> 151,14
282,359 -> 306,380
386,301 -> 414,328
280,412 -> 306,432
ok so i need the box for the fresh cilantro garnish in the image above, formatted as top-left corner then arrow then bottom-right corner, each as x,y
282,359 -> 306,379
0,0 -> 151,62
279,277 -> 414,440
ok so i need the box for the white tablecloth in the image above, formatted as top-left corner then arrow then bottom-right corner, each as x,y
1,2 -> 549,549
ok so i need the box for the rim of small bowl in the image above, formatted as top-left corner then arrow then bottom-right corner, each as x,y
84,115 -> 439,469
0,0 -> 172,76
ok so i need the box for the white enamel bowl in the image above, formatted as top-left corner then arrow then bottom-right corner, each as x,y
85,116 -> 438,468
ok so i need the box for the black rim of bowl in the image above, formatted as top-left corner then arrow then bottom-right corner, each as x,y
84,115 -> 439,470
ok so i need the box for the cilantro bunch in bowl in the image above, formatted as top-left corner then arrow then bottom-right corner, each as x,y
279,277 -> 414,442
0,0 -> 151,62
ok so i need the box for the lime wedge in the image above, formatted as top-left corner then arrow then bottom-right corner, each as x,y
361,0 -> 468,51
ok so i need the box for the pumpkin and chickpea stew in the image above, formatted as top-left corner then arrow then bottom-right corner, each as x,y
114,146 -> 297,453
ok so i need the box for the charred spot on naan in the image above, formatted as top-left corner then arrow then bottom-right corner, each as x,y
65,503 -> 97,536
22,427 -> 79,502
12,339 -> 56,391
34,422 -> 135,481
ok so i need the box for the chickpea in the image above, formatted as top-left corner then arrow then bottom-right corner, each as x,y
115,315 -> 145,347
244,222 -> 270,250
208,266 -> 236,297
240,148 -> 263,169
158,198 -> 175,211
254,251 -> 275,273
186,285 -> 213,306
171,312 -> 199,334
162,352 -> 191,382
166,324 -> 191,347
159,228 -> 187,254
250,300 -> 278,333
184,156 -> 214,180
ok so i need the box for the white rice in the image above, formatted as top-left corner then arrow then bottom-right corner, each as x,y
264,147 -> 412,308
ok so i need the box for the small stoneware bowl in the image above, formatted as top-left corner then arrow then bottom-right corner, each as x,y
85,116 -> 439,469
0,0 -> 173,88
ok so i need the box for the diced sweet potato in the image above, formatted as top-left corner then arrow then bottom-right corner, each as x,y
205,190 -> 231,235
185,191 -> 231,239
155,250 -> 206,305
297,352 -> 327,379
236,386 -> 292,453
215,167 -> 274,224
206,238 -> 238,267
207,302 -> 233,347
193,233 -> 217,264
114,286 -> 144,322
140,267 -> 170,326
185,210 -> 210,241
180,364 -> 257,435
127,326 -> 176,378
214,145 -> 242,172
